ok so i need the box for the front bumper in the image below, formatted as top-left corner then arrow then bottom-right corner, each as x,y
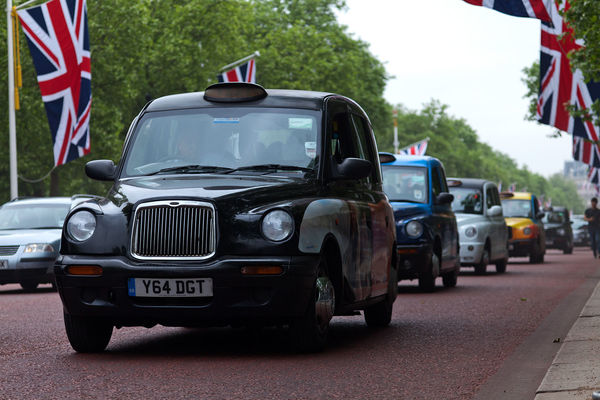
0,258 -> 55,285
545,236 -> 569,250
396,243 -> 433,280
508,239 -> 535,257
458,241 -> 485,265
55,254 -> 319,327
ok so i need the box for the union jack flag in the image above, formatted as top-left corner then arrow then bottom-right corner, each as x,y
573,136 -> 600,168
217,59 -> 256,83
588,166 -> 600,185
17,0 -> 91,166
462,0 -> 551,21
537,2 -> 600,143
398,138 -> 429,156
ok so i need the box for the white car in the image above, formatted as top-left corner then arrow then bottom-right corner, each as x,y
448,178 -> 509,274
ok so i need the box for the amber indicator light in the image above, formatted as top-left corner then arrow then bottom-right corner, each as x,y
66,265 -> 103,276
241,266 -> 283,275
397,248 -> 418,255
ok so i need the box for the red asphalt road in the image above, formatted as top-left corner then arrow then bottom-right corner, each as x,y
0,248 -> 598,399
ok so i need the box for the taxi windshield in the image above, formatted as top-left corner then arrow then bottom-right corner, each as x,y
123,108 -> 320,177
501,199 -> 532,218
543,211 -> 566,224
449,187 -> 483,214
381,166 -> 428,204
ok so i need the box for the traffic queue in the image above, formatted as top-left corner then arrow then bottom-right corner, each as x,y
0,83 -> 580,353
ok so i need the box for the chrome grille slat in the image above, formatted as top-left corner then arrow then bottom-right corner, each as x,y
0,245 -> 19,256
131,201 -> 215,260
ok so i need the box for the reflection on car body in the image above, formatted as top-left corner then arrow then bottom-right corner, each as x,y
55,83 -> 397,353
448,178 -> 509,274
571,215 -> 590,247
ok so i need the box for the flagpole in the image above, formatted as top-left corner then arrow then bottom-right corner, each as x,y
219,51 -> 260,71
393,108 -> 399,154
6,0 -> 18,199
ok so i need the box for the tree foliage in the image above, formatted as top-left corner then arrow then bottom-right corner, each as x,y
0,0 -> 583,213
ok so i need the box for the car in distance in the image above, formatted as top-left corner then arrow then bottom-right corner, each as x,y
542,206 -> 573,254
0,196 -> 90,291
447,178 -> 509,274
500,192 -> 546,263
55,82 -> 398,353
571,214 -> 590,247
379,152 -> 459,292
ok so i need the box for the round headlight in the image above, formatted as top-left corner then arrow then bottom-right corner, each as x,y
67,211 -> 96,242
523,227 -> 532,236
465,226 -> 477,238
262,210 -> 294,242
406,220 -> 423,238
557,228 -> 565,236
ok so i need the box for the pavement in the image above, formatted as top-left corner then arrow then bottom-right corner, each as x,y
535,278 -> 600,400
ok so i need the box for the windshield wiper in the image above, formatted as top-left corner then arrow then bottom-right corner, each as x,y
146,165 -> 234,176
222,164 -> 314,174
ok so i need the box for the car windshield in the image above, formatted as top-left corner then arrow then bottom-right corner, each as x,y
543,211 -> 566,224
449,187 -> 483,214
123,108 -> 320,177
501,199 -> 532,218
0,203 -> 70,229
381,166 -> 428,204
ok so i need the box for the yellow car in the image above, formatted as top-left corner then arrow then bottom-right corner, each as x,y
500,192 -> 546,263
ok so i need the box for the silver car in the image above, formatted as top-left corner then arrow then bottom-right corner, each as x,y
448,178 -> 509,274
0,196 -> 91,291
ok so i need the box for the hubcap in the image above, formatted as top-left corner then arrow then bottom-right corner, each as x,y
315,277 -> 335,330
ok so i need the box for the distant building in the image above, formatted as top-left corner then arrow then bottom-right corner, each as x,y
564,160 -> 596,207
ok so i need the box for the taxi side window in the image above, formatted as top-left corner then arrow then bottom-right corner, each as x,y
330,111 -> 357,164
431,167 -> 442,197
486,187 -> 494,209
350,113 -> 380,183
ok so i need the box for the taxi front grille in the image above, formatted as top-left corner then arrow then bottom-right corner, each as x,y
0,245 -> 19,255
131,201 -> 216,260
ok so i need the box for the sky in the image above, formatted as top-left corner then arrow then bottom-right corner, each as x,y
336,0 -> 573,177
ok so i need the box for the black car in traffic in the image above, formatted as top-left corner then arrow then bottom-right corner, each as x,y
543,206 -> 573,254
55,83 -> 397,353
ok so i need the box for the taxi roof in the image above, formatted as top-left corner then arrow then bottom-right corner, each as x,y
379,152 -> 443,168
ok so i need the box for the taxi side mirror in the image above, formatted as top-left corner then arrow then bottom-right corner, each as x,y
334,158 -> 372,180
435,192 -> 454,205
86,160 -> 116,181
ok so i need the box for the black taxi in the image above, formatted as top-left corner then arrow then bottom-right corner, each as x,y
55,83 -> 397,352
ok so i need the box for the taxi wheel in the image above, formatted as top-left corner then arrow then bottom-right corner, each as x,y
419,253 -> 438,293
364,262 -> 397,327
290,257 -> 334,352
20,282 -> 38,292
563,242 -> 573,254
442,268 -> 458,288
529,241 -> 544,264
474,247 -> 490,275
64,312 -> 113,353
495,258 -> 508,273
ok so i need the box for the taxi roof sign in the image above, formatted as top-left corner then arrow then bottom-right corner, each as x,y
204,82 -> 268,103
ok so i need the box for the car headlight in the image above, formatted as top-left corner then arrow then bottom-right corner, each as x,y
523,227 -> 532,236
24,243 -> 55,253
557,228 -> 565,236
465,226 -> 477,238
262,210 -> 294,242
405,220 -> 423,238
66,211 -> 97,242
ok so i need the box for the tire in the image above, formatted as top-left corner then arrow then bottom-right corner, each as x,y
495,258 -> 508,274
290,257 -> 335,352
20,282 -> 38,292
529,241 -> 544,264
418,253 -> 438,293
364,262 -> 397,327
64,312 -> 113,353
442,268 -> 458,288
474,247 -> 490,275
563,241 -> 573,254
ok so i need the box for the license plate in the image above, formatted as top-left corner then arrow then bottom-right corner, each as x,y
128,278 -> 213,298
0,260 -> 7,269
